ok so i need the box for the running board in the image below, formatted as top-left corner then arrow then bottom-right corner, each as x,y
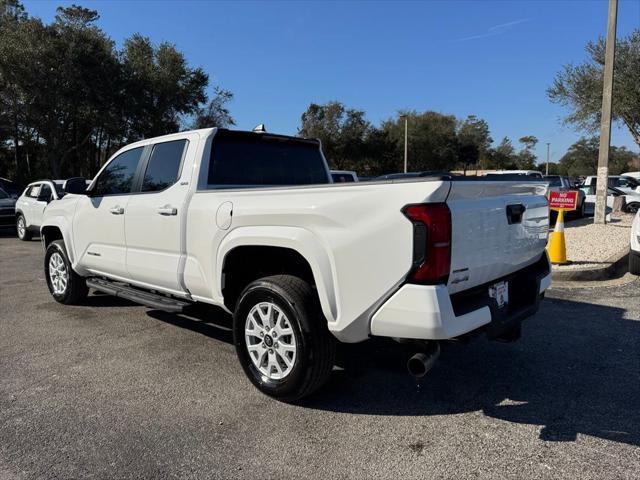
86,278 -> 190,313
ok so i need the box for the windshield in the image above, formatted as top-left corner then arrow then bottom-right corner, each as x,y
544,176 -> 562,187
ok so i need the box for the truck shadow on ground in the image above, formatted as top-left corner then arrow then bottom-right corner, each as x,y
146,296 -> 639,447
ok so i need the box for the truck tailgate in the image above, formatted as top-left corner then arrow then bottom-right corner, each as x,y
446,181 -> 549,294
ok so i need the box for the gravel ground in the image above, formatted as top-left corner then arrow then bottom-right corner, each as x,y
1,231 -> 640,479
552,213 -> 634,271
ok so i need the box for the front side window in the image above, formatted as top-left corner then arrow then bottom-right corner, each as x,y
141,140 -> 187,192
93,147 -> 143,196
0,189 -> 7,199
207,132 -> 329,187
28,184 -> 42,198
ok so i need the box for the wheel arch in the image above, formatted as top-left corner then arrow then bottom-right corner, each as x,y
217,226 -> 338,323
41,218 -> 75,263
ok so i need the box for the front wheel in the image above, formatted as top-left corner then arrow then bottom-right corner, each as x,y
16,214 -> 32,241
45,240 -> 88,304
233,275 -> 336,402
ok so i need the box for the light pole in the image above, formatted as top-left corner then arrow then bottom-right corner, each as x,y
546,143 -> 550,175
595,0 -> 618,224
400,114 -> 408,173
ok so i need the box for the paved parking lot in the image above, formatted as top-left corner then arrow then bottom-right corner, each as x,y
1,230 -> 639,479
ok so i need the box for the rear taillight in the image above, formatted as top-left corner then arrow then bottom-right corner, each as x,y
402,203 -> 451,284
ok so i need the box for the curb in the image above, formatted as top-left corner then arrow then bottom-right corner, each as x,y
551,247 -> 630,282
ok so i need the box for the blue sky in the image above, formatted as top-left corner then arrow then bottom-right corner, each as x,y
24,0 -> 640,165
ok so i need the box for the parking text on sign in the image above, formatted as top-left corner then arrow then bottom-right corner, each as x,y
548,190 -> 578,211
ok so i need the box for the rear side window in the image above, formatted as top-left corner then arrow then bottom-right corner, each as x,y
141,140 -> 187,192
207,133 -> 329,187
93,147 -> 143,196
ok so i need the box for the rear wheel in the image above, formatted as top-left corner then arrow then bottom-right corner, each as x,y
45,240 -> 88,304
629,251 -> 640,276
233,275 -> 335,402
577,200 -> 586,218
626,202 -> 640,214
16,214 -> 31,241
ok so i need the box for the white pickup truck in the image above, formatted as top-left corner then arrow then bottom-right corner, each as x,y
41,128 -> 551,401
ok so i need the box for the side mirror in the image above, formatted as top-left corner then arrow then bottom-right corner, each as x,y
37,192 -> 52,203
64,177 -> 88,195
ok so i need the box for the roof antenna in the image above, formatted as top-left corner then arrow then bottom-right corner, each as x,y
253,124 -> 267,133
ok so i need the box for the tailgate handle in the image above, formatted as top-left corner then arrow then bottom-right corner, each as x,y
506,204 -> 526,224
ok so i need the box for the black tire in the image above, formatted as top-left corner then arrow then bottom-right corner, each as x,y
626,202 -> 640,214
629,251 -> 640,276
233,274 -> 336,402
577,199 -> 586,218
16,214 -> 31,241
44,240 -> 88,304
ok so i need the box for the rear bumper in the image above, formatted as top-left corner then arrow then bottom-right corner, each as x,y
370,254 -> 551,340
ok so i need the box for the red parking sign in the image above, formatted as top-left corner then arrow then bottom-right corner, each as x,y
549,190 -> 578,211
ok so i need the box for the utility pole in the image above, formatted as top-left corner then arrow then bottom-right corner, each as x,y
594,0 -> 618,224
400,114 -> 408,173
546,143 -> 550,175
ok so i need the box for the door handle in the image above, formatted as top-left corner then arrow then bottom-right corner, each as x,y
157,205 -> 177,216
109,206 -> 124,215
506,204 -> 526,224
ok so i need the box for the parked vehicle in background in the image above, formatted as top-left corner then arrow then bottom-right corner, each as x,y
330,170 -> 358,182
544,175 -> 586,217
0,177 -> 25,199
622,171 -> 640,181
15,180 -> 65,240
491,170 -> 543,178
40,127 -> 551,401
0,187 -> 17,228
376,171 -> 455,180
629,212 -> 640,275
583,175 -> 640,195
579,185 -> 634,215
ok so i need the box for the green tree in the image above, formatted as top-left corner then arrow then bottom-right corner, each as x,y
380,110 -> 459,172
548,29 -> 640,147
457,115 -> 492,172
299,101 -> 372,170
0,1 -> 223,181
192,87 -> 235,129
120,34 -> 208,140
559,136 -> 639,176
487,137 -> 517,170
515,135 -> 538,170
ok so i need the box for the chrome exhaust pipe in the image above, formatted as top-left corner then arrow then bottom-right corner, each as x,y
407,342 -> 441,378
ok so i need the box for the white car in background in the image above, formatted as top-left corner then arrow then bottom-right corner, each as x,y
580,185 -> 640,215
630,212 -> 640,275
583,175 -> 640,195
15,180 -> 65,240
622,172 -> 640,181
